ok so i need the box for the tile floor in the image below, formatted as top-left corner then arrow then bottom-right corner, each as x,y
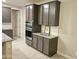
12,38 -> 68,59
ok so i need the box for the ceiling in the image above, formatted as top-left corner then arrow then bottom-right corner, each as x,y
2,0 -> 73,8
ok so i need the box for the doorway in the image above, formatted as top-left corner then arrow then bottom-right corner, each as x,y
12,9 -> 19,39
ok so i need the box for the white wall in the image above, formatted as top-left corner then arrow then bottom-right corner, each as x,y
58,0 -> 77,58
19,7 -> 26,39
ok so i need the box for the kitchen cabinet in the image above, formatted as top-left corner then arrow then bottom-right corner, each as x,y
43,37 -> 58,56
43,4 -> 49,25
43,38 -> 49,55
26,6 -> 29,20
26,37 -> 32,46
37,36 -> 43,52
2,7 -> 11,23
32,35 -> 38,49
25,4 -> 41,46
38,5 -> 43,25
49,1 -> 60,26
26,5 -> 33,21
32,33 -> 58,57
38,1 -> 60,26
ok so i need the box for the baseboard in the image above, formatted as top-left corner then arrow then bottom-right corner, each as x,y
57,51 -> 73,59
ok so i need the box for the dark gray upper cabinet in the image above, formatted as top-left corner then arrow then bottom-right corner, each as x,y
2,7 -> 11,23
38,1 -> 60,26
38,5 -> 43,25
49,1 -> 60,26
26,6 -> 29,20
43,4 -> 49,25
29,5 -> 33,20
26,5 -> 33,21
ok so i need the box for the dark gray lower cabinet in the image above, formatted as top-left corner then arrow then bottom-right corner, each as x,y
33,35 -> 38,49
32,34 -> 58,57
43,38 -> 49,55
37,36 -> 43,52
43,37 -> 58,56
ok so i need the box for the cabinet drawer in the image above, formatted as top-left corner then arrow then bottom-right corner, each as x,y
26,39 -> 32,46
33,37 -> 37,49
43,38 -> 49,55
37,36 -> 43,52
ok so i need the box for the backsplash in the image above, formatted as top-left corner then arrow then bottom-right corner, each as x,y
41,25 -> 59,36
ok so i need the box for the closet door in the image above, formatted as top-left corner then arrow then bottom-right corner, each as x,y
43,4 -> 49,25
2,7 -> 11,23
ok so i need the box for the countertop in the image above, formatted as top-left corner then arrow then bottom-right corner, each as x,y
32,33 -> 58,39
2,33 -> 13,43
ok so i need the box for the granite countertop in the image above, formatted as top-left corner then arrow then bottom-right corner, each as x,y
2,33 -> 13,43
32,33 -> 58,39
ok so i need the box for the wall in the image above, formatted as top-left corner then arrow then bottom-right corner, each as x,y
58,0 -> 77,58
20,0 -> 77,58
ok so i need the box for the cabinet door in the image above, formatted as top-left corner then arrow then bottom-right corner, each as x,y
33,35 -> 37,49
49,2 -> 56,26
29,5 -> 33,20
43,38 -> 49,55
37,36 -> 43,52
38,5 -> 43,25
43,4 -> 49,25
26,6 -> 30,21
49,2 -> 60,26
2,7 -> 11,23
